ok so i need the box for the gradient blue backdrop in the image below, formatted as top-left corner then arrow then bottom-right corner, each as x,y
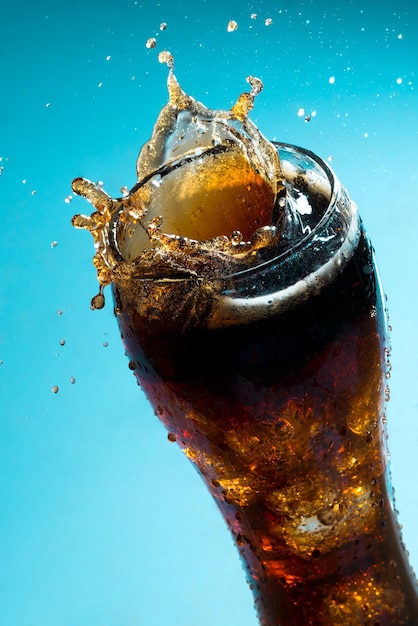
1,1 -> 417,624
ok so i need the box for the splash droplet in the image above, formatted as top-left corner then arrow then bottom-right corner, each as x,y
51,241 -> 58,248
265,18 -> 273,26
146,37 -> 157,49
227,20 -> 238,32
103,341 -> 109,348
160,22 -> 167,31
70,376 -> 76,384
106,55 -> 111,61
51,385 -> 59,394
57,309 -> 63,316
59,339 -> 66,346
91,292 -> 105,310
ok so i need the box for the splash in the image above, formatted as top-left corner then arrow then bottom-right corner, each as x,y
72,52 -> 286,309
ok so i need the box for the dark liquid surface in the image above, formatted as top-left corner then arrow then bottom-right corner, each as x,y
114,227 -> 418,625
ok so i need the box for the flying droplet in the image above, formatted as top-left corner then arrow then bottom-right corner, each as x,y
297,108 -> 305,117
265,18 -> 273,26
57,309 -> 63,316
160,22 -> 167,30
45,102 -> 51,108
31,189 -> 37,195
64,195 -> 73,204
227,20 -> 238,32
91,292 -> 105,310
51,385 -> 59,394
70,376 -> 76,384
329,76 -> 336,84
59,339 -> 65,346
396,77 -> 402,85
250,13 -> 257,19
103,341 -> 109,348
146,37 -> 157,49
106,55 -> 111,61
168,433 -> 176,442
120,186 -> 129,197
50,241 -> 58,248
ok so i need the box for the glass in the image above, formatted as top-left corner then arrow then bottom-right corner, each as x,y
103,143 -> 418,625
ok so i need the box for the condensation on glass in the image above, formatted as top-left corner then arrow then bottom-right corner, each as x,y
72,53 -> 418,625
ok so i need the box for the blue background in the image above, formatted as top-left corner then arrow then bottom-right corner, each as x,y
1,1 -> 417,624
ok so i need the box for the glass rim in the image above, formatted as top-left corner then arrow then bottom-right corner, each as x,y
109,142 -> 342,283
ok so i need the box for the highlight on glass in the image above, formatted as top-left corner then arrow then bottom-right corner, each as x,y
71,52 -> 418,625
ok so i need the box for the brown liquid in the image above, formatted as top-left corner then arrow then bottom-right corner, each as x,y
113,228 -> 418,625
71,55 -> 418,624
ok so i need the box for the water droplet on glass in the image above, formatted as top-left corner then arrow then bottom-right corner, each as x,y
146,37 -> 157,49
51,385 -> 59,394
227,20 -> 238,32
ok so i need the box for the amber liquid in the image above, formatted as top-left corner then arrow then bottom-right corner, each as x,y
114,226 -> 418,625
